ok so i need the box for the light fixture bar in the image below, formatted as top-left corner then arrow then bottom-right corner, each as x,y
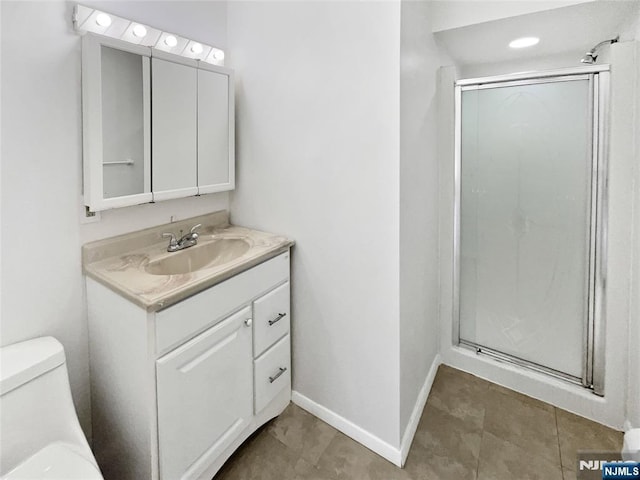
509,36 -> 540,49
73,4 -> 225,66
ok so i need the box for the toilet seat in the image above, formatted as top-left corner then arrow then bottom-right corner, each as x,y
2,442 -> 103,480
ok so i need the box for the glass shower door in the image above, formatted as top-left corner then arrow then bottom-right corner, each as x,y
457,76 -> 594,381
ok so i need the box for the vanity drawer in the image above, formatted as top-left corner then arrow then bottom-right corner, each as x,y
253,282 -> 290,357
254,335 -> 291,414
156,252 -> 290,355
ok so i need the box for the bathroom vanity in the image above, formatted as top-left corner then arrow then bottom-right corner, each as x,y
83,211 -> 293,480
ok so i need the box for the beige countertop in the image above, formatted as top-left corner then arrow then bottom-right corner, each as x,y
82,211 -> 294,312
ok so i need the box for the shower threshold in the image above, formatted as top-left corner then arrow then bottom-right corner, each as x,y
458,339 -> 593,392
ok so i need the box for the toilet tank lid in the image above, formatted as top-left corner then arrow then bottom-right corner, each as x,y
0,337 -> 66,396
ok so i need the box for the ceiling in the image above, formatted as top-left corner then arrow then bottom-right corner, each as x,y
434,1 -> 640,67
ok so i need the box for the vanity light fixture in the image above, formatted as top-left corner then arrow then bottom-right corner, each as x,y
73,5 -> 225,65
509,37 -> 540,49
132,24 -> 147,38
95,13 -> 111,27
164,35 -> 178,47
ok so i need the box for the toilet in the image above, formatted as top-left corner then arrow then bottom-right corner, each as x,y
0,337 -> 103,479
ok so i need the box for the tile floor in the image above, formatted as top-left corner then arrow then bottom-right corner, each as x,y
214,365 -> 623,480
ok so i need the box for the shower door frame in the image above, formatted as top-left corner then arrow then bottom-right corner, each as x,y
452,65 -> 610,396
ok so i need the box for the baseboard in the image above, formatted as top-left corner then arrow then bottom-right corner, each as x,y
291,391 -> 403,467
291,354 -> 442,469
399,354 -> 442,466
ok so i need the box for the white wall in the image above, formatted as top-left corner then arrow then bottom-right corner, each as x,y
399,0 -> 442,444
226,1 -> 402,448
628,39 -> 640,430
0,0 -> 228,437
430,0 -> 594,32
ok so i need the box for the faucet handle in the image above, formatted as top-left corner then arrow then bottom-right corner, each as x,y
162,232 -> 179,252
162,232 -> 177,246
189,224 -> 202,240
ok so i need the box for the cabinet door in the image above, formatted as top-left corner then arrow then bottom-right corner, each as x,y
197,67 -> 234,194
151,57 -> 198,201
156,306 -> 253,480
82,34 -> 153,211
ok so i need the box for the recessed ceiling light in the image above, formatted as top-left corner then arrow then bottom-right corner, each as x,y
190,43 -> 203,54
212,50 -> 224,61
164,35 -> 178,47
95,13 -> 112,27
509,37 -> 540,49
132,24 -> 147,38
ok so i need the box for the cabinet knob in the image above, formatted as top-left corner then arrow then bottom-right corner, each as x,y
244,318 -> 253,327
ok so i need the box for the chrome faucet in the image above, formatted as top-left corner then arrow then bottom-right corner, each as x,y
161,224 -> 202,252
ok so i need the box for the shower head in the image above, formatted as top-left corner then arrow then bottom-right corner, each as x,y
580,36 -> 619,64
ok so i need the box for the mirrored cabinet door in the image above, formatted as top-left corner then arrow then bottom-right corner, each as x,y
198,66 -> 235,193
151,56 -> 199,201
82,34 -> 152,211
101,46 -> 150,199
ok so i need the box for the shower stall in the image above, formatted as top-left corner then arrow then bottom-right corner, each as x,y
454,66 -> 609,395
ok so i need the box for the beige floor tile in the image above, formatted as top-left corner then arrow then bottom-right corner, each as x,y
562,467 -> 578,480
556,409 -> 624,472
316,432 -> 411,480
267,404 -> 338,465
483,385 -> 561,464
412,402 -> 482,474
214,428 -> 299,480
293,458 -> 338,480
427,365 -> 490,430
404,441 -> 477,480
488,383 -> 555,413
477,431 -> 563,480
214,368 -> 624,480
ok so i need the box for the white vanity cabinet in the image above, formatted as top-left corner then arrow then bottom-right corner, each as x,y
86,252 -> 291,480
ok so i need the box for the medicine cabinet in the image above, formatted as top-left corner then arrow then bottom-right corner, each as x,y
81,34 -> 234,212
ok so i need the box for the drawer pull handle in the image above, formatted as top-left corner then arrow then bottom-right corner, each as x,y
268,313 -> 287,326
269,367 -> 287,383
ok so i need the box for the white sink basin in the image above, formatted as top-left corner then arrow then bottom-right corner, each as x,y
145,238 -> 251,275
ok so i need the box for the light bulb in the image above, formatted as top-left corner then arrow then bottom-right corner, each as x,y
509,37 -> 540,49
164,35 -> 178,47
132,24 -> 147,38
191,43 -> 203,54
95,13 -> 112,27
212,50 -> 225,61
